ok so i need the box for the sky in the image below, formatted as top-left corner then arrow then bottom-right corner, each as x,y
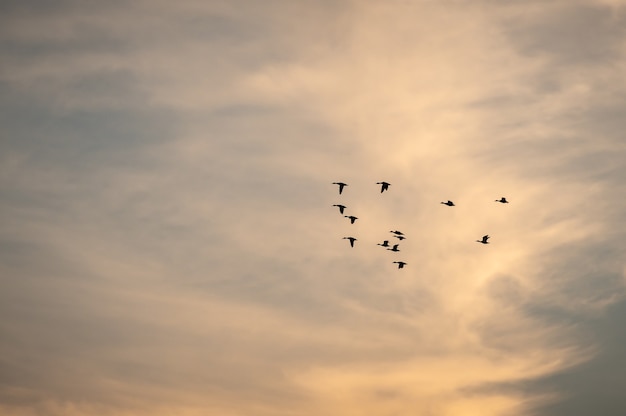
1,1 -> 625,415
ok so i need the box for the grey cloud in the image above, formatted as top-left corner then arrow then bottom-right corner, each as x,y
468,298 -> 626,415
521,299 -> 626,416
469,233 -> 626,413
0,80 -> 176,157
0,1 -> 130,58
0,0 -> 90,14
502,3 -> 626,66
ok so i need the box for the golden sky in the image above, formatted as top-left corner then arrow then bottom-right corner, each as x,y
1,1 -> 626,415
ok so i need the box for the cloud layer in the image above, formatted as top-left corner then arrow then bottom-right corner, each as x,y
1,1 -> 625,415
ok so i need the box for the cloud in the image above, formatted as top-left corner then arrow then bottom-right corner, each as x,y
502,2 -> 626,65
1,1 -> 625,415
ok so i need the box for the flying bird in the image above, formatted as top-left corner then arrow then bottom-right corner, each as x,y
343,237 -> 357,247
393,261 -> 407,269
495,197 -> 509,203
441,200 -> 455,206
345,215 -> 358,224
393,235 -> 406,241
332,182 -> 348,194
390,230 -> 404,236
476,235 -> 490,244
333,204 -> 347,214
376,181 -> 391,193
387,244 -> 400,252
377,240 -> 390,247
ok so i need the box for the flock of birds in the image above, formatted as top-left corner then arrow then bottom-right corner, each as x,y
332,181 -> 509,269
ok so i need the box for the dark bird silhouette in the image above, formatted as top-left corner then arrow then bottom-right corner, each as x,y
345,215 -> 358,224
332,182 -> 348,194
333,204 -> 347,214
343,237 -> 357,247
376,181 -> 391,193
495,197 -> 509,203
393,261 -> 407,269
387,244 -> 400,252
390,230 -> 404,236
441,200 -> 455,206
377,240 -> 390,247
393,235 -> 406,241
476,235 -> 490,244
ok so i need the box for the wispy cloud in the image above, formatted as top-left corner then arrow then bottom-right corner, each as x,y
1,1 -> 625,415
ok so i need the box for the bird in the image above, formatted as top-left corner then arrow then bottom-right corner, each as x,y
393,261 -> 407,269
390,230 -> 404,236
441,200 -> 455,206
376,181 -> 391,193
343,237 -> 357,247
393,235 -> 406,241
345,215 -> 358,224
476,235 -> 490,244
333,204 -> 347,214
332,182 -> 348,194
377,240 -> 390,247
387,244 -> 400,252
495,197 -> 509,203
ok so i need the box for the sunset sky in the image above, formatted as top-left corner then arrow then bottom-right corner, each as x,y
1,1 -> 626,415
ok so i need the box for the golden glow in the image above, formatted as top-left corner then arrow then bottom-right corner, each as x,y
1,1 -> 625,415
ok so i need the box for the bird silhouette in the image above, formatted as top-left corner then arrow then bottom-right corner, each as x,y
345,215 -> 358,224
376,181 -> 391,193
343,237 -> 357,247
332,182 -> 348,194
441,200 -> 455,206
377,240 -> 390,247
393,261 -> 407,269
495,197 -> 509,203
387,244 -> 400,252
476,235 -> 490,244
390,230 -> 404,236
333,204 -> 347,214
393,235 -> 406,241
